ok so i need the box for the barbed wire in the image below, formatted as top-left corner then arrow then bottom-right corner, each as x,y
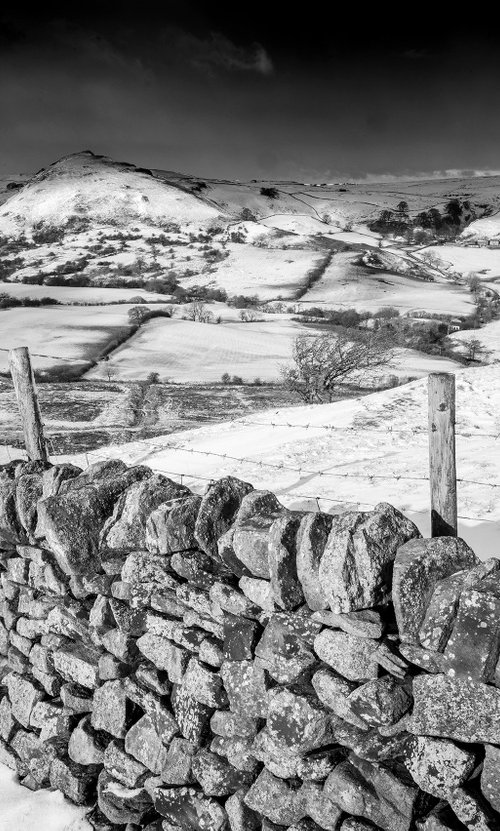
2,440 -> 499,524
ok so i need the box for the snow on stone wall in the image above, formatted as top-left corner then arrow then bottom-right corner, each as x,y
0,457 -> 499,830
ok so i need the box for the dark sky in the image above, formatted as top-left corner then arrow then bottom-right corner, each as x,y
2,2 -> 500,181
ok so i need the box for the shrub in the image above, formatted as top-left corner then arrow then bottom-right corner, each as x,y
260,187 -> 279,199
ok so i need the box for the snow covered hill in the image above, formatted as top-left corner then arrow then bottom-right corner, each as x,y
0,151 -> 222,237
56,365 -> 500,558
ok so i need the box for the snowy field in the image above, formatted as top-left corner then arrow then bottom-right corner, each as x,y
85,316 -> 305,382
55,366 -> 500,559
83,314 -> 461,384
0,282 -> 168,304
413,245 -> 500,279
451,318 -> 500,361
299,252 -> 475,314
0,305 -> 134,374
182,244 -> 322,300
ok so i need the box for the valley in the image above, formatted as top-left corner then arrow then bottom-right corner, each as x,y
0,150 -> 499,457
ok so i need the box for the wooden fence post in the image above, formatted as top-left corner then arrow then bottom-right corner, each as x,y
428,372 -> 457,536
8,347 -> 48,462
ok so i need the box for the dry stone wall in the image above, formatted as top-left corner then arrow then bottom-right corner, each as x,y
0,457 -> 499,830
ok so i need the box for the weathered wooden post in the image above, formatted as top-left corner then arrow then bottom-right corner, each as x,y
428,372 -> 457,536
8,347 -> 48,462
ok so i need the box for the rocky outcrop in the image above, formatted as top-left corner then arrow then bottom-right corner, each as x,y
0,458 -> 499,830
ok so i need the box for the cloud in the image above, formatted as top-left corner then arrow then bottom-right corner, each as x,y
352,168 -> 500,183
163,28 -> 274,76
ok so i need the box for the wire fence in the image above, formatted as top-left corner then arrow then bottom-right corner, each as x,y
2,404 -> 499,526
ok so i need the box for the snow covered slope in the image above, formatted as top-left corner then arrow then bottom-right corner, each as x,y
0,152 -> 222,236
59,366 -> 500,557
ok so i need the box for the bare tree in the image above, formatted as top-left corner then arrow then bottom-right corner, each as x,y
462,337 -> 485,361
187,300 -> 213,323
467,273 -> 482,300
239,308 -> 260,322
280,330 -> 394,403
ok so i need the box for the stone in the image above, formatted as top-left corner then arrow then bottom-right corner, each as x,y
92,680 -> 139,739
11,729 -> 61,786
15,472 -> 43,539
481,744 -> 500,813
146,494 -> 202,554
125,714 -> 169,774
223,614 -> 260,661
52,643 -> 101,689
210,736 -> 258,773
329,716 -> 411,764
295,780 -> 344,831
210,711 -> 259,739
41,463 -> 81,498
410,674 -> 500,743
101,475 -> 190,553
239,576 -> 275,611
448,787 -> 497,831
60,682 -> 94,713
4,671 -> 44,728
0,468 -> 25,547
224,491 -> 285,578
195,476 -> 254,560
267,688 -> 330,754
136,634 -> 190,683
254,616 -> 317,684
109,599 -> 146,635
6,556 -> 30,584
0,696 -> 15,742
36,463 -> 147,577
145,613 -> 205,651
311,608 -> 384,639
97,769 -> 151,825
171,548 -> 220,590
68,715 -> 109,765
121,550 -> 180,607
104,740 -> 149,787
122,678 -> 178,743
268,512 -> 304,610
442,582 -> 500,683
191,749 -> 253,796
171,683 -> 213,745
311,668 -> 367,729
296,512 -> 334,610
399,642 -> 447,674
160,737 -> 196,784
181,656 -> 228,707
101,628 -> 139,663
406,735 -> 476,798
134,663 -> 171,696
0,737 -> 17,770
220,659 -> 271,718
419,571 -> 465,652
324,754 -> 418,831
297,750 -> 344,782
209,582 -> 261,619
319,502 -> 420,613
99,652 -> 129,680
244,769 -> 304,826
50,755 -> 99,804
225,790 -> 260,831
198,637 -> 224,667
251,728 -> 301,778
31,700 -> 72,741
348,676 -> 412,726
393,536 -> 479,643
313,629 -> 378,681
154,786 -> 228,831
